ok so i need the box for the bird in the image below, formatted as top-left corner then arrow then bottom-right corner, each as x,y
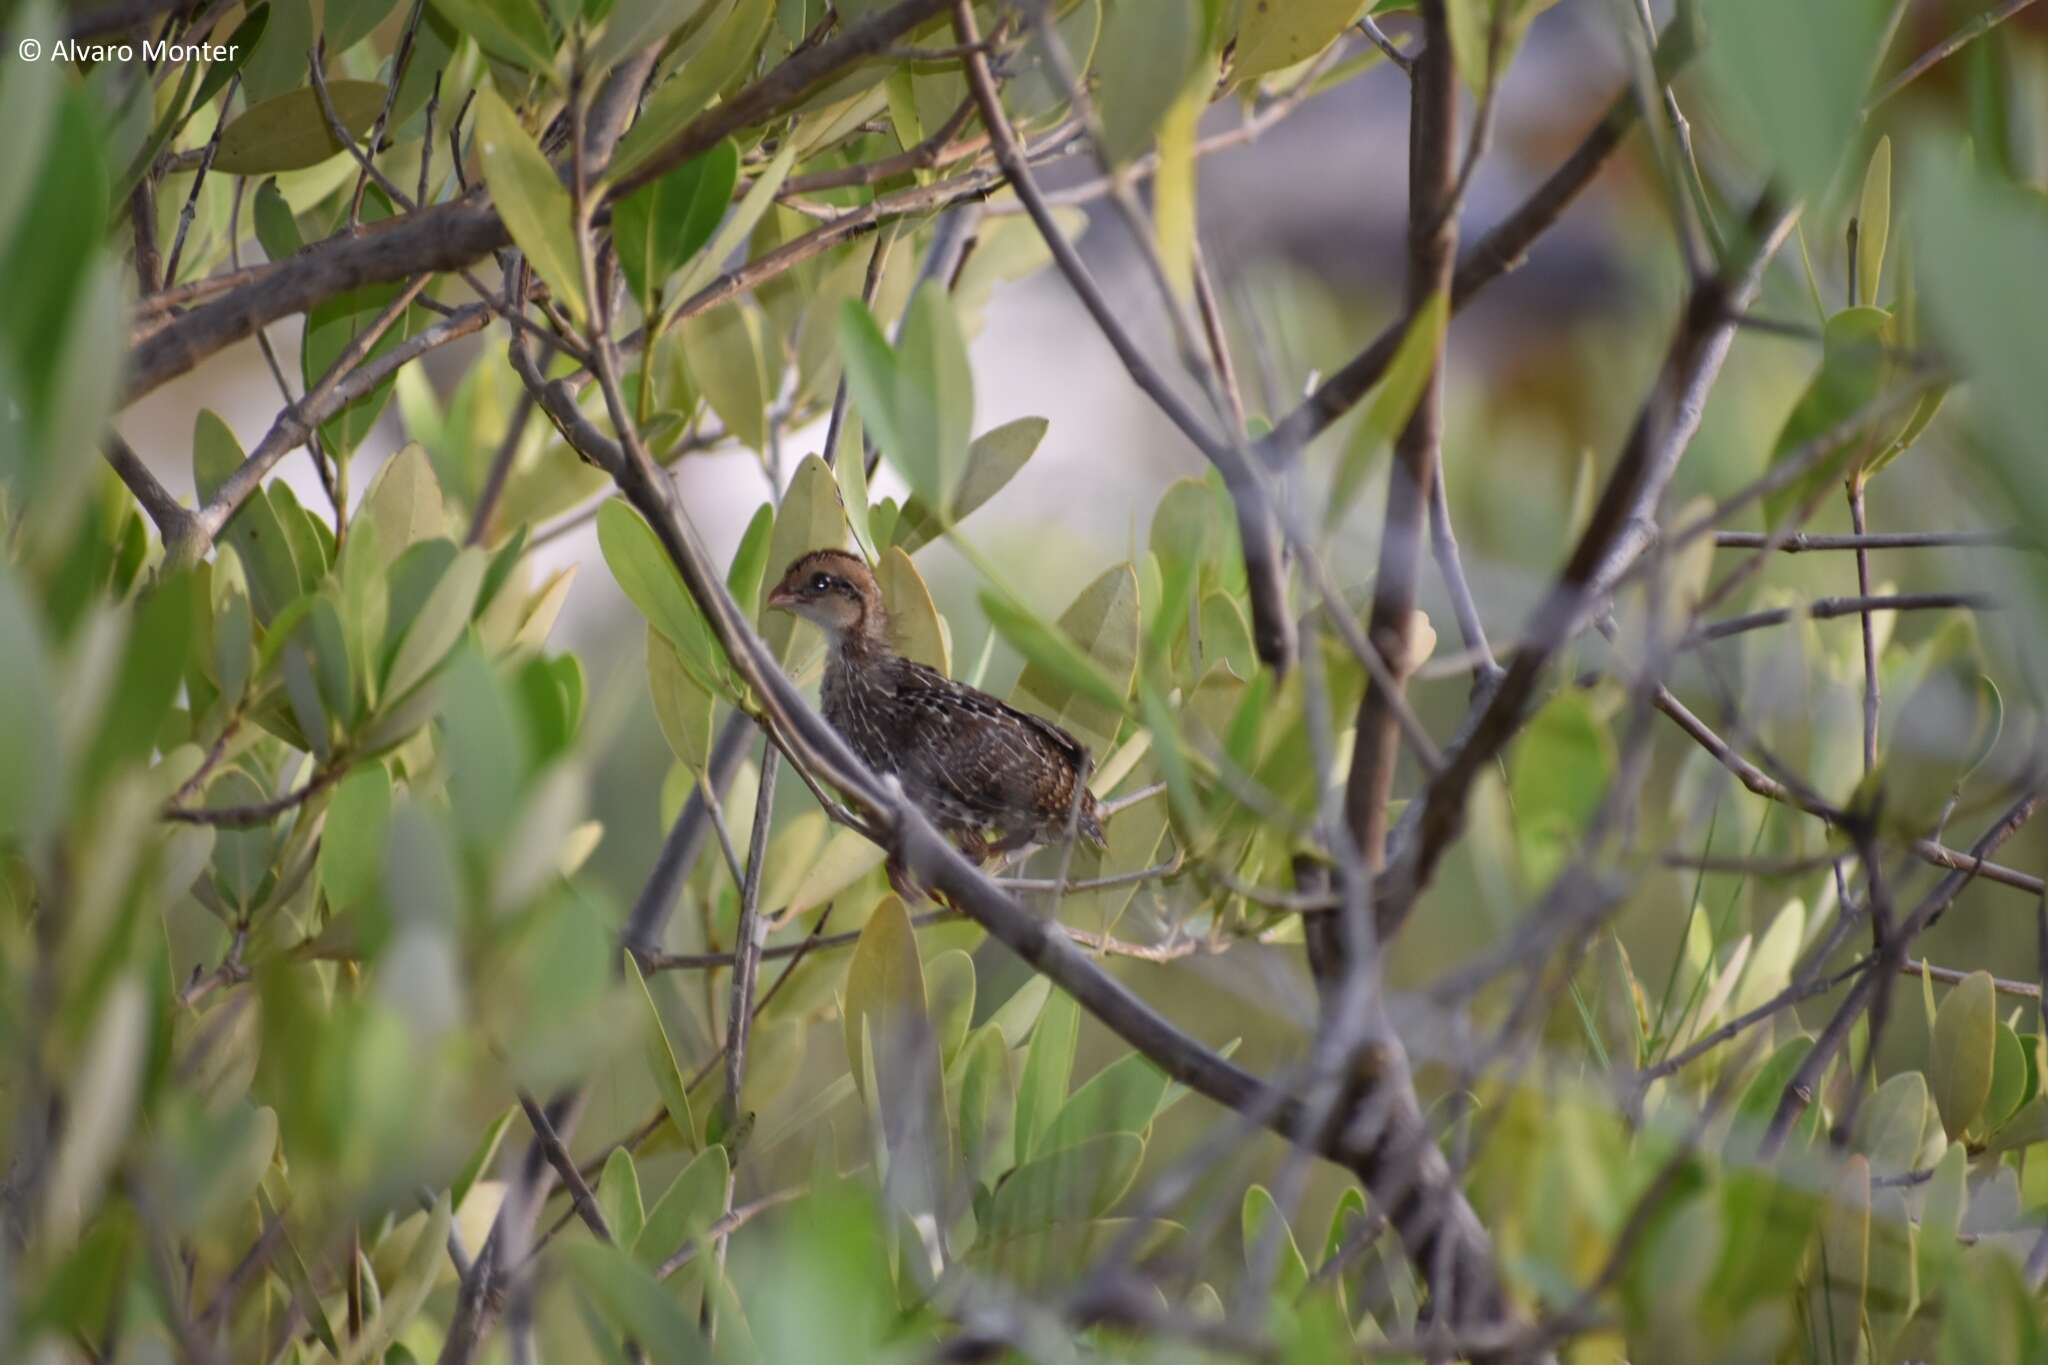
765,549 -> 1106,880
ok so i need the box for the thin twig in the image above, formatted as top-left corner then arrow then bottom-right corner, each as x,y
1866,0 -> 2043,110
1693,591 -> 1999,643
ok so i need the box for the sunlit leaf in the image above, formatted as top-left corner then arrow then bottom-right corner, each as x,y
473,88 -> 587,326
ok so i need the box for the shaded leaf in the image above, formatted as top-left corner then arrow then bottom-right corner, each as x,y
213,81 -> 387,175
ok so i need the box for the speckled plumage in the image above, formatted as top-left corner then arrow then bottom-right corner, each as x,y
769,549 -> 1105,861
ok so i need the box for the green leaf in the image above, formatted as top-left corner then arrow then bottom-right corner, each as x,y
1329,289 -> 1446,527
1035,1053 -> 1171,1156
1981,1023 -> 2029,1138
1939,1246 -> 2045,1365
648,626 -> 715,773
836,434 -> 878,562
759,455 -> 848,665
925,948 -> 976,1066
984,590 -> 1129,726
838,284 -> 975,511
1095,0 -> 1201,164
192,408 -> 243,508
986,975 -> 1053,1049
1236,0 -> 1371,82
1931,970 -> 1996,1139
0,3 -> 60,256
324,0 -> 395,53
1014,989 -> 1079,1164
609,0 -> 776,180
212,81 -> 389,175
893,415 -> 1049,554
598,1148 -> 646,1249
1730,897 -> 1805,1020
985,1132 -> 1142,1236
615,139 -> 740,307
726,501 -> 775,619
680,303 -> 773,452
1857,135 -> 1892,303
634,1143 -> 729,1269
382,547 -> 486,705
319,765 -> 392,910
597,500 -> 730,693
842,895 -> 949,1206
1508,689 -> 1615,889
451,1106 -> 516,1211
43,977 -> 147,1245
560,1241 -> 705,1365
1911,149 -> 2048,546
1807,1156 -> 1870,1365
192,3 -> 269,113
954,1024 -> 1015,1187
252,177 -> 302,264
427,0 -> 558,74
841,894 -> 929,1100
357,443 -> 448,570
1702,0 -> 1890,196
1004,561 -> 1142,755
894,282 -> 974,507
1762,305 -> 1893,524
627,953 -> 697,1149
666,136 -> 799,304
82,574 -> 197,796
473,88 -> 588,326
1241,1184 -> 1311,1298
875,546 -> 947,674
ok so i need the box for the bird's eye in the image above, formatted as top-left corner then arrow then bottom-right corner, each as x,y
809,572 -> 832,592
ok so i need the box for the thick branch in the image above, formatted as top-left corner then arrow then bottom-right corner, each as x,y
1344,0 -> 1460,879
125,0 -> 953,403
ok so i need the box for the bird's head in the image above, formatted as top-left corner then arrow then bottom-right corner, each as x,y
766,549 -> 884,643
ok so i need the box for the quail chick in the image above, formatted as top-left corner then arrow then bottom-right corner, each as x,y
766,549 -> 1106,872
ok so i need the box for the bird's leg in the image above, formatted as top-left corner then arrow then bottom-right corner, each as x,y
886,854 -> 930,906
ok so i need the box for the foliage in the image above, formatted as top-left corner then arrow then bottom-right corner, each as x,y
5,0 -> 2048,1361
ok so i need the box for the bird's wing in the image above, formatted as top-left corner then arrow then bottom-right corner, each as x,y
886,661 -> 1090,826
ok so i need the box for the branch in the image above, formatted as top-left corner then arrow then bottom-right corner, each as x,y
1711,528 -> 2025,552
125,0 -> 955,403
1372,194 -> 1798,939
1866,0 -> 2043,110
952,0 -> 1296,673
104,433 -> 208,564
163,759 -> 344,828
191,275 -> 440,541
723,745 -> 778,1122
1692,591 -> 1999,643
1343,0 -> 1460,877
1255,16 -> 1697,467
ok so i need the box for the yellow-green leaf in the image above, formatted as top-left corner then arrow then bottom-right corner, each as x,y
1236,0 -> 1369,83
472,88 -> 587,326
876,545 -> 947,674
1329,289 -> 1446,527
212,81 -> 387,175
1931,970 -> 1996,1138
680,303 -> 772,452
1858,135 -> 1892,304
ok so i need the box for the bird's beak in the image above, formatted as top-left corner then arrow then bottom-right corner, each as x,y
765,584 -> 798,613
